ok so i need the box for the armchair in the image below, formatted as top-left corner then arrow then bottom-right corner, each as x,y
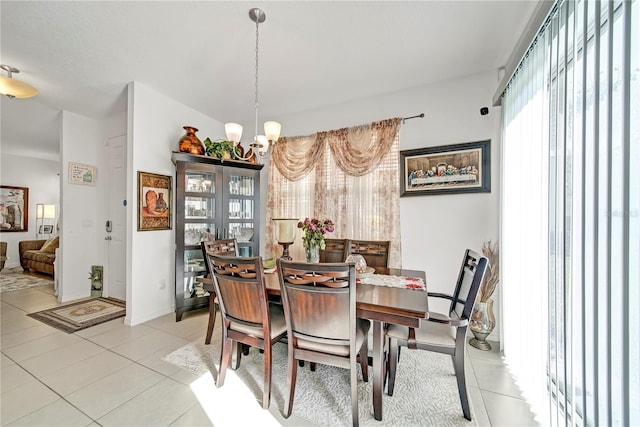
386,249 -> 488,421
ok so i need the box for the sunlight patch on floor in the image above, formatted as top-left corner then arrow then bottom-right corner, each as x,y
189,370 -> 281,426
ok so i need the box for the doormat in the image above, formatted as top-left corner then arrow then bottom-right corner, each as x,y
27,297 -> 125,333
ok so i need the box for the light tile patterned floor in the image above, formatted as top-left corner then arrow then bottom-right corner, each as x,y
1,281 -> 540,426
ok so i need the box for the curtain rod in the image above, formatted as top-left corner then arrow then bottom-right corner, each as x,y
402,113 -> 425,123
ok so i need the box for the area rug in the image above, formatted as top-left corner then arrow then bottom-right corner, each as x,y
27,297 -> 125,333
163,334 -> 477,426
0,266 -> 53,293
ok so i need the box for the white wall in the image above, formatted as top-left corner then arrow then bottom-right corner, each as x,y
0,154 -> 60,268
59,111 -> 100,302
127,81 -> 224,325
266,70 -> 502,337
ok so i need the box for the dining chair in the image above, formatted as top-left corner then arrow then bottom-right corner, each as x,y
346,239 -> 390,271
277,259 -> 370,426
385,248 -> 488,421
206,253 -> 287,409
319,238 -> 349,263
200,239 -> 238,345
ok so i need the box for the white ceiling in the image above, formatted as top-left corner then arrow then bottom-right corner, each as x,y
1,1 -> 540,160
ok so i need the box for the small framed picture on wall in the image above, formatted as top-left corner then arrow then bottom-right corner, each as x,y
137,171 -> 172,231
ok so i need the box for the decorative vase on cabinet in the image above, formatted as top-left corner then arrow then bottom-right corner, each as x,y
178,126 -> 205,155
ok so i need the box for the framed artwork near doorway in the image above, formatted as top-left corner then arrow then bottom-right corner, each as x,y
399,140 -> 491,196
39,225 -> 54,234
0,185 -> 29,232
137,171 -> 172,231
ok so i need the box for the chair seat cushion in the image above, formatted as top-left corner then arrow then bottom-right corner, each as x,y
230,303 -> 287,339
387,314 -> 456,348
296,318 -> 370,356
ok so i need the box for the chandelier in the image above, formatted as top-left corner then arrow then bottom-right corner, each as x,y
0,64 -> 38,99
225,8 -> 282,162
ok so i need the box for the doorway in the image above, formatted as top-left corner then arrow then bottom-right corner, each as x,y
105,135 -> 127,301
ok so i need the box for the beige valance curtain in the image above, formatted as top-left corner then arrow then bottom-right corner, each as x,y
266,118 -> 403,266
272,118 -> 401,179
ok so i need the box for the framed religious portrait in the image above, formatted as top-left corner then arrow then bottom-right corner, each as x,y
400,140 -> 491,196
137,171 -> 172,231
0,185 -> 29,232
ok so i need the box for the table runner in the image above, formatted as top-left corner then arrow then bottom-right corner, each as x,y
265,270 -> 426,290
357,273 -> 426,290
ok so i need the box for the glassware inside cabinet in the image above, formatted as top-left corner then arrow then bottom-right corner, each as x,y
186,172 -> 215,194
228,198 -> 254,220
184,248 -> 206,274
238,246 -> 253,257
185,197 -> 214,219
228,175 -> 254,196
229,223 -> 254,242
184,223 -> 216,245
184,276 -> 209,299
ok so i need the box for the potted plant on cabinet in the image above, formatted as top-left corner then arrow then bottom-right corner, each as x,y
203,138 -> 234,161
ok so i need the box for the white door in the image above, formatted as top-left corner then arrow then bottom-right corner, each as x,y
106,135 -> 127,301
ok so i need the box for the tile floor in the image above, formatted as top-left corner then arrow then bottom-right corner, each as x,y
1,281 -> 540,426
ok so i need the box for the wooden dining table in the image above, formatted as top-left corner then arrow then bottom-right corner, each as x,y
263,266 -> 428,421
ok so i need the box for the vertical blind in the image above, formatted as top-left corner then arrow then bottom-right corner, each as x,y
500,0 -> 638,425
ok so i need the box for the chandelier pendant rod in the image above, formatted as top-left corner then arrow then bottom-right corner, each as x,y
254,12 -> 260,144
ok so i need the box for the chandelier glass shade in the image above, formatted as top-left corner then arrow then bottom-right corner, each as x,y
224,8 -> 281,162
0,65 -> 38,99
224,123 -> 243,145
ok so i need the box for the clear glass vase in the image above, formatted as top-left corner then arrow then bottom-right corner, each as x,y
469,298 -> 496,350
305,243 -> 320,263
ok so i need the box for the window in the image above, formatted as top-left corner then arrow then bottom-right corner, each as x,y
265,119 -> 402,265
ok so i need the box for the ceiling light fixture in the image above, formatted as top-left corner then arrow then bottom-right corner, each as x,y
225,8 -> 282,163
0,64 -> 38,99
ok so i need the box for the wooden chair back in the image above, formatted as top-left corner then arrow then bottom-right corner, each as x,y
207,254 -> 268,328
278,261 -> 354,345
346,239 -> 390,269
200,238 -> 238,279
449,248 -> 487,320
319,238 -> 348,263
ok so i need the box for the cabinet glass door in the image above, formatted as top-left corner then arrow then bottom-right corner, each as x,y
226,172 -> 256,257
184,247 -> 209,299
182,170 -> 217,301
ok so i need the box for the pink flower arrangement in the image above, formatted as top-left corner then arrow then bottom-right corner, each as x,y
297,217 -> 334,250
